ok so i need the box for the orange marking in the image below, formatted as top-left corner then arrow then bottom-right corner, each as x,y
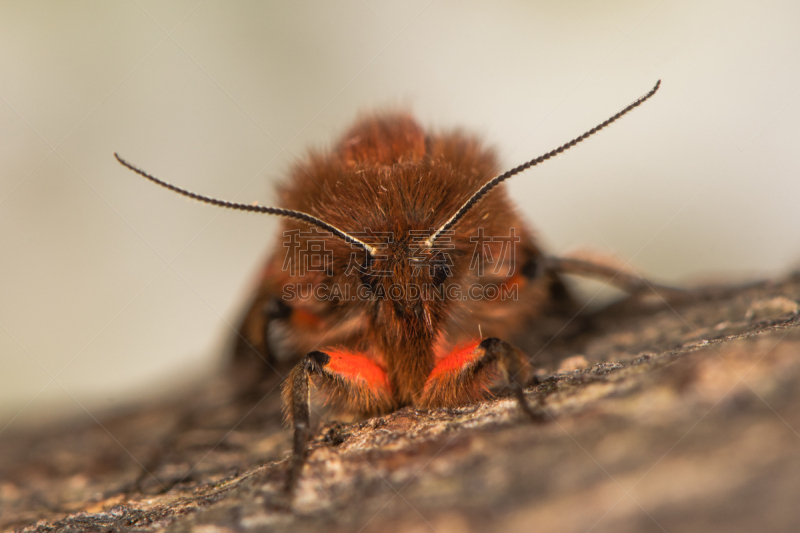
428,339 -> 482,381
506,272 -> 526,289
325,350 -> 390,392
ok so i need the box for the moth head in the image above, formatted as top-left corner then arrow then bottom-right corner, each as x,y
115,80 -> 660,334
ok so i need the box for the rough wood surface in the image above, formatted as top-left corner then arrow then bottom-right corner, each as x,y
2,274 -> 800,533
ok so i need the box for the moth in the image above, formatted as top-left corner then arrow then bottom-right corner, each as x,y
115,80 -> 661,496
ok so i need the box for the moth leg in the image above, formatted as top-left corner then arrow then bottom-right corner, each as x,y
418,338 -> 541,421
546,255 -> 684,298
281,349 -> 394,498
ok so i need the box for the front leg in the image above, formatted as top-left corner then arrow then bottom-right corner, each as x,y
418,338 -> 541,420
281,349 -> 395,497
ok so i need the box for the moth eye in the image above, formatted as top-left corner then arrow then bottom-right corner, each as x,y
428,252 -> 452,286
265,297 -> 293,320
521,256 -> 541,280
432,265 -> 449,287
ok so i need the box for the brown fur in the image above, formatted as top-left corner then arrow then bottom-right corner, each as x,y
237,112 -> 557,411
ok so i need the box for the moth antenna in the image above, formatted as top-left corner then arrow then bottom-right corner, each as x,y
114,153 -> 377,256
425,80 -> 661,247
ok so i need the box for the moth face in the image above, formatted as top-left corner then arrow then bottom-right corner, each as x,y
350,234 -> 469,338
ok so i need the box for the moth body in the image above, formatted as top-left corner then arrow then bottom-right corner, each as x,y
114,79 -> 662,497
236,113 -> 559,413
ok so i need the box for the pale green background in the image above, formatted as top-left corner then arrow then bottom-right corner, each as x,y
1,1 -> 799,430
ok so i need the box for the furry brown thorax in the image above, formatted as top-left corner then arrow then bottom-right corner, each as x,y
270,113 -> 547,404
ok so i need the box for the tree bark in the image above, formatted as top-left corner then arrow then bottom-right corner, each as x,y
2,273 -> 800,533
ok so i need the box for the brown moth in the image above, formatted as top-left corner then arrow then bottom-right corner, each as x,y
115,79 -> 661,497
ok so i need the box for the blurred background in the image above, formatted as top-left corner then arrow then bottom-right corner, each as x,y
1,0 -> 799,430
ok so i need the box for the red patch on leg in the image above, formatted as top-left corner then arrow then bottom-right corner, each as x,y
325,350 -> 391,393
427,339 -> 482,381
302,348 -> 395,418
420,338 -> 521,408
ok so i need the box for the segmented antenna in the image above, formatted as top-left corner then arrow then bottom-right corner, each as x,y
425,80 -> 661,247
114,153 -> 377,256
